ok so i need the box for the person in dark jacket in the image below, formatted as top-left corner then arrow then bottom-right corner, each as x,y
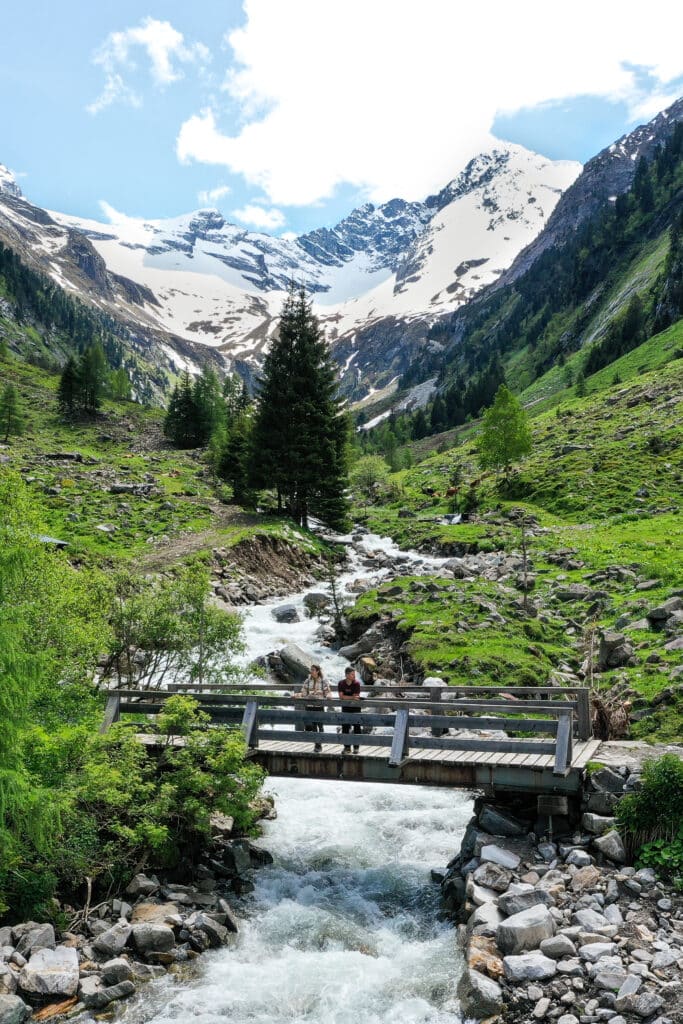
337,666 -> 362,753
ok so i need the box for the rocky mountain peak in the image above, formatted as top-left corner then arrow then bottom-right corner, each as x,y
0,164 -> 22,199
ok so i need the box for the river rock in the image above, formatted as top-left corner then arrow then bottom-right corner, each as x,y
79,976 -> 136,1010
468,902 -> 503,937
456,967 -> 504,1018
478,804 -> 526,836
571,908 -> 608,930
571,865 -> 602,892
593,830 -> 627,863
101,958 -> 134,985
303,593 -> 331,614
272,604 -> 299,623
125,873 -> 159,898
195,914 -> 229,949
498,889 -> 554,917
278,644 -> 313,681
565,848 -> 592,867
579,941 -> 616,962
503,952 -> 557,981
0,930 -> 12,948
480,844 -> 521,870
540,935 -> 577,960
92,921 -> 132,958
472,862 -> 511,893
0,966 -> 16,997
590,767 -> 626,794
130,924 -> 175,955
615,990 -> 664,1017
0,995 -> 31,1024
222,840 -> 252,876
13,924 -> 55,959
497,905 -> 555,955
18,947 -> 79,998
581,813 -> 616,835
337,637 -> 374,660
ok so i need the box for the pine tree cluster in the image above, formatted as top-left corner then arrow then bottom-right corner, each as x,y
57,343 -> 112,418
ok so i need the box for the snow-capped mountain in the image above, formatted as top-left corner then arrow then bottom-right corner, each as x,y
0,142 -> 579,393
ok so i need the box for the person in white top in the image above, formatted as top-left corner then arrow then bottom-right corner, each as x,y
295,663 -> 331,752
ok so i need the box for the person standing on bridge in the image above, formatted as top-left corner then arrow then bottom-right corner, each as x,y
296,664 -> 331,753
338,666 -> 362,753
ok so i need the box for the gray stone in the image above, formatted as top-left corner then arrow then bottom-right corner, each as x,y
557,958 -> 584,977
456,968 -> 504,1019
503,952 -> 558,981
615,975 -> 642,1004
580,942 -> 617,962
537,842 -> 558,862
647,597 -> 683,621
593,962 -> 629,991
303,592 -> 330,614
582,813 -> 616,835
540,935 -> 577,960
590,767 -> 626,794
598,632 -> 635,669
615,990 -> 663,1018
587,791 -> 619,815
557,1016 -> 579,1024
92,921 -> 132,958
216,899 -> 239,933
0,995 -> 31,1024
572,908 -> 608,930
478,804 -> 527,836
0,967 -> 16,997
195,914 -> 229,949
101,958 -> 134,985
12,924 -> 55,959
472,862 -> 512,893
222,840 -> 253,876
467,880 -> 498,907
130,924 -> 175,954
533,996 -> 551,1019
480,844 -> 521,870
18,947 -> 79,997
498,889 -> 554,917
79,976 -> 136,1010
603,905 -> 623,926
272,604 -> 300,623
565,849 -> 592,867
497,905 -> 555,955
0,932 -> 11,949
651,949 -> 677,970
467,902 -> 503,938
125,873 -> 159,898
593,831 -> 627,863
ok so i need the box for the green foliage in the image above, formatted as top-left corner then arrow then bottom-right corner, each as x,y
349,454 -> 390,506
478,384 -> 532,477
616,755 -> 683,863
637,827 -> 683,889
57,343 -> 109,418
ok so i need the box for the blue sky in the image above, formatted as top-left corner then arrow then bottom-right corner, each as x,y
2,1 -> 682,236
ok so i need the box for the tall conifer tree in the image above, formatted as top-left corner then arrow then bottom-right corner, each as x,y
251,285 -> 349,529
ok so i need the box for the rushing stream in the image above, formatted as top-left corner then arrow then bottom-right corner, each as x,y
126,532 -> 472,1024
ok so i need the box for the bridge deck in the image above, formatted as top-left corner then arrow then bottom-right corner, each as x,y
250,737 -> 603,793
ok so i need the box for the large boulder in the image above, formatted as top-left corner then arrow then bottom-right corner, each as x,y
278,644 -> 314,681
272,604 -> 299,624
480,844 -> 521,870
456,968 -> 504,1019
478,805 -> 527,837
496,905 -> 555,955
0,995 -> 31,1024
18,947 -> 79,998
101,958 -> 134,985
597,631 -> 635,669
593,830 -> 627,863
647,597 -> 683,622
498,889 -> 554,917
92,921 -> 132,958
503,952 -> 557,981
130,924 -> 175,955
0,967 -> 16,997
303,593 -> 331,615
472,862 -> 511,893
581,813 -> 616,835
221,840 -> 252,877
12,924 -> 55,958
125,873 -> 159,898
79,976 -> 136,1010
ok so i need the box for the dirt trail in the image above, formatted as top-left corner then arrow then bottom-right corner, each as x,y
139,502 -> 260,572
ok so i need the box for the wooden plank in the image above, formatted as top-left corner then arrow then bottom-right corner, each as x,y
408,714 -> 560,734
389,708 -> 410,766
256,729 -> 391,747
406,736 -> 557,754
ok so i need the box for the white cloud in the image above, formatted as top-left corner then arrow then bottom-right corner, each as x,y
197,184 -> 232,204
88,17 -> 210,115
231,203 -> 286,229
176,0 -> 683,205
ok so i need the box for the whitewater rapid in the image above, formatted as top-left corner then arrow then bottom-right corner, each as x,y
126,532 -> 471,1024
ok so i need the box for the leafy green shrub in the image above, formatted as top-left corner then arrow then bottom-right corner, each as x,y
637,826 -> 683,889
616,754 -> 683,871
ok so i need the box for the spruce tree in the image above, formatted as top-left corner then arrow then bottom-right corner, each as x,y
164,372 -> 200,448
78,342 -> 107,414
0,384 -> 24,442
251,285 -> 349,529
57,356 -> 80,418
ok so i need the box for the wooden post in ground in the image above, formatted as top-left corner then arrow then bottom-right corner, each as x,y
389,708 -> 410,766
242,700 -> 260,748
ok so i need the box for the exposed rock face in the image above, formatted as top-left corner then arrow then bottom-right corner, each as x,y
18,947 -> 79,998
130,924 -> 175,954
456,967 -> 504,1018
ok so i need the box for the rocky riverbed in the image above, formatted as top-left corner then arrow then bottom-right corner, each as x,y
442,767 -> 683,1024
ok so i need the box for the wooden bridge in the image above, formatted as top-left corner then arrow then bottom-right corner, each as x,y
102,683 -> 599,797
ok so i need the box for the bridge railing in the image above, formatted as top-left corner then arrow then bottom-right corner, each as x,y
166,680 -> 592,741
101,686 -> 582,777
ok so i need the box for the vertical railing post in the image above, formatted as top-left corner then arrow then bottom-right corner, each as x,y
389,708 -> 410,766
553,712 -> 573,776
576,689 -> 592,740
242,700 -> 259,748
430,686 -> 443,737
100,692 -> 121,733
